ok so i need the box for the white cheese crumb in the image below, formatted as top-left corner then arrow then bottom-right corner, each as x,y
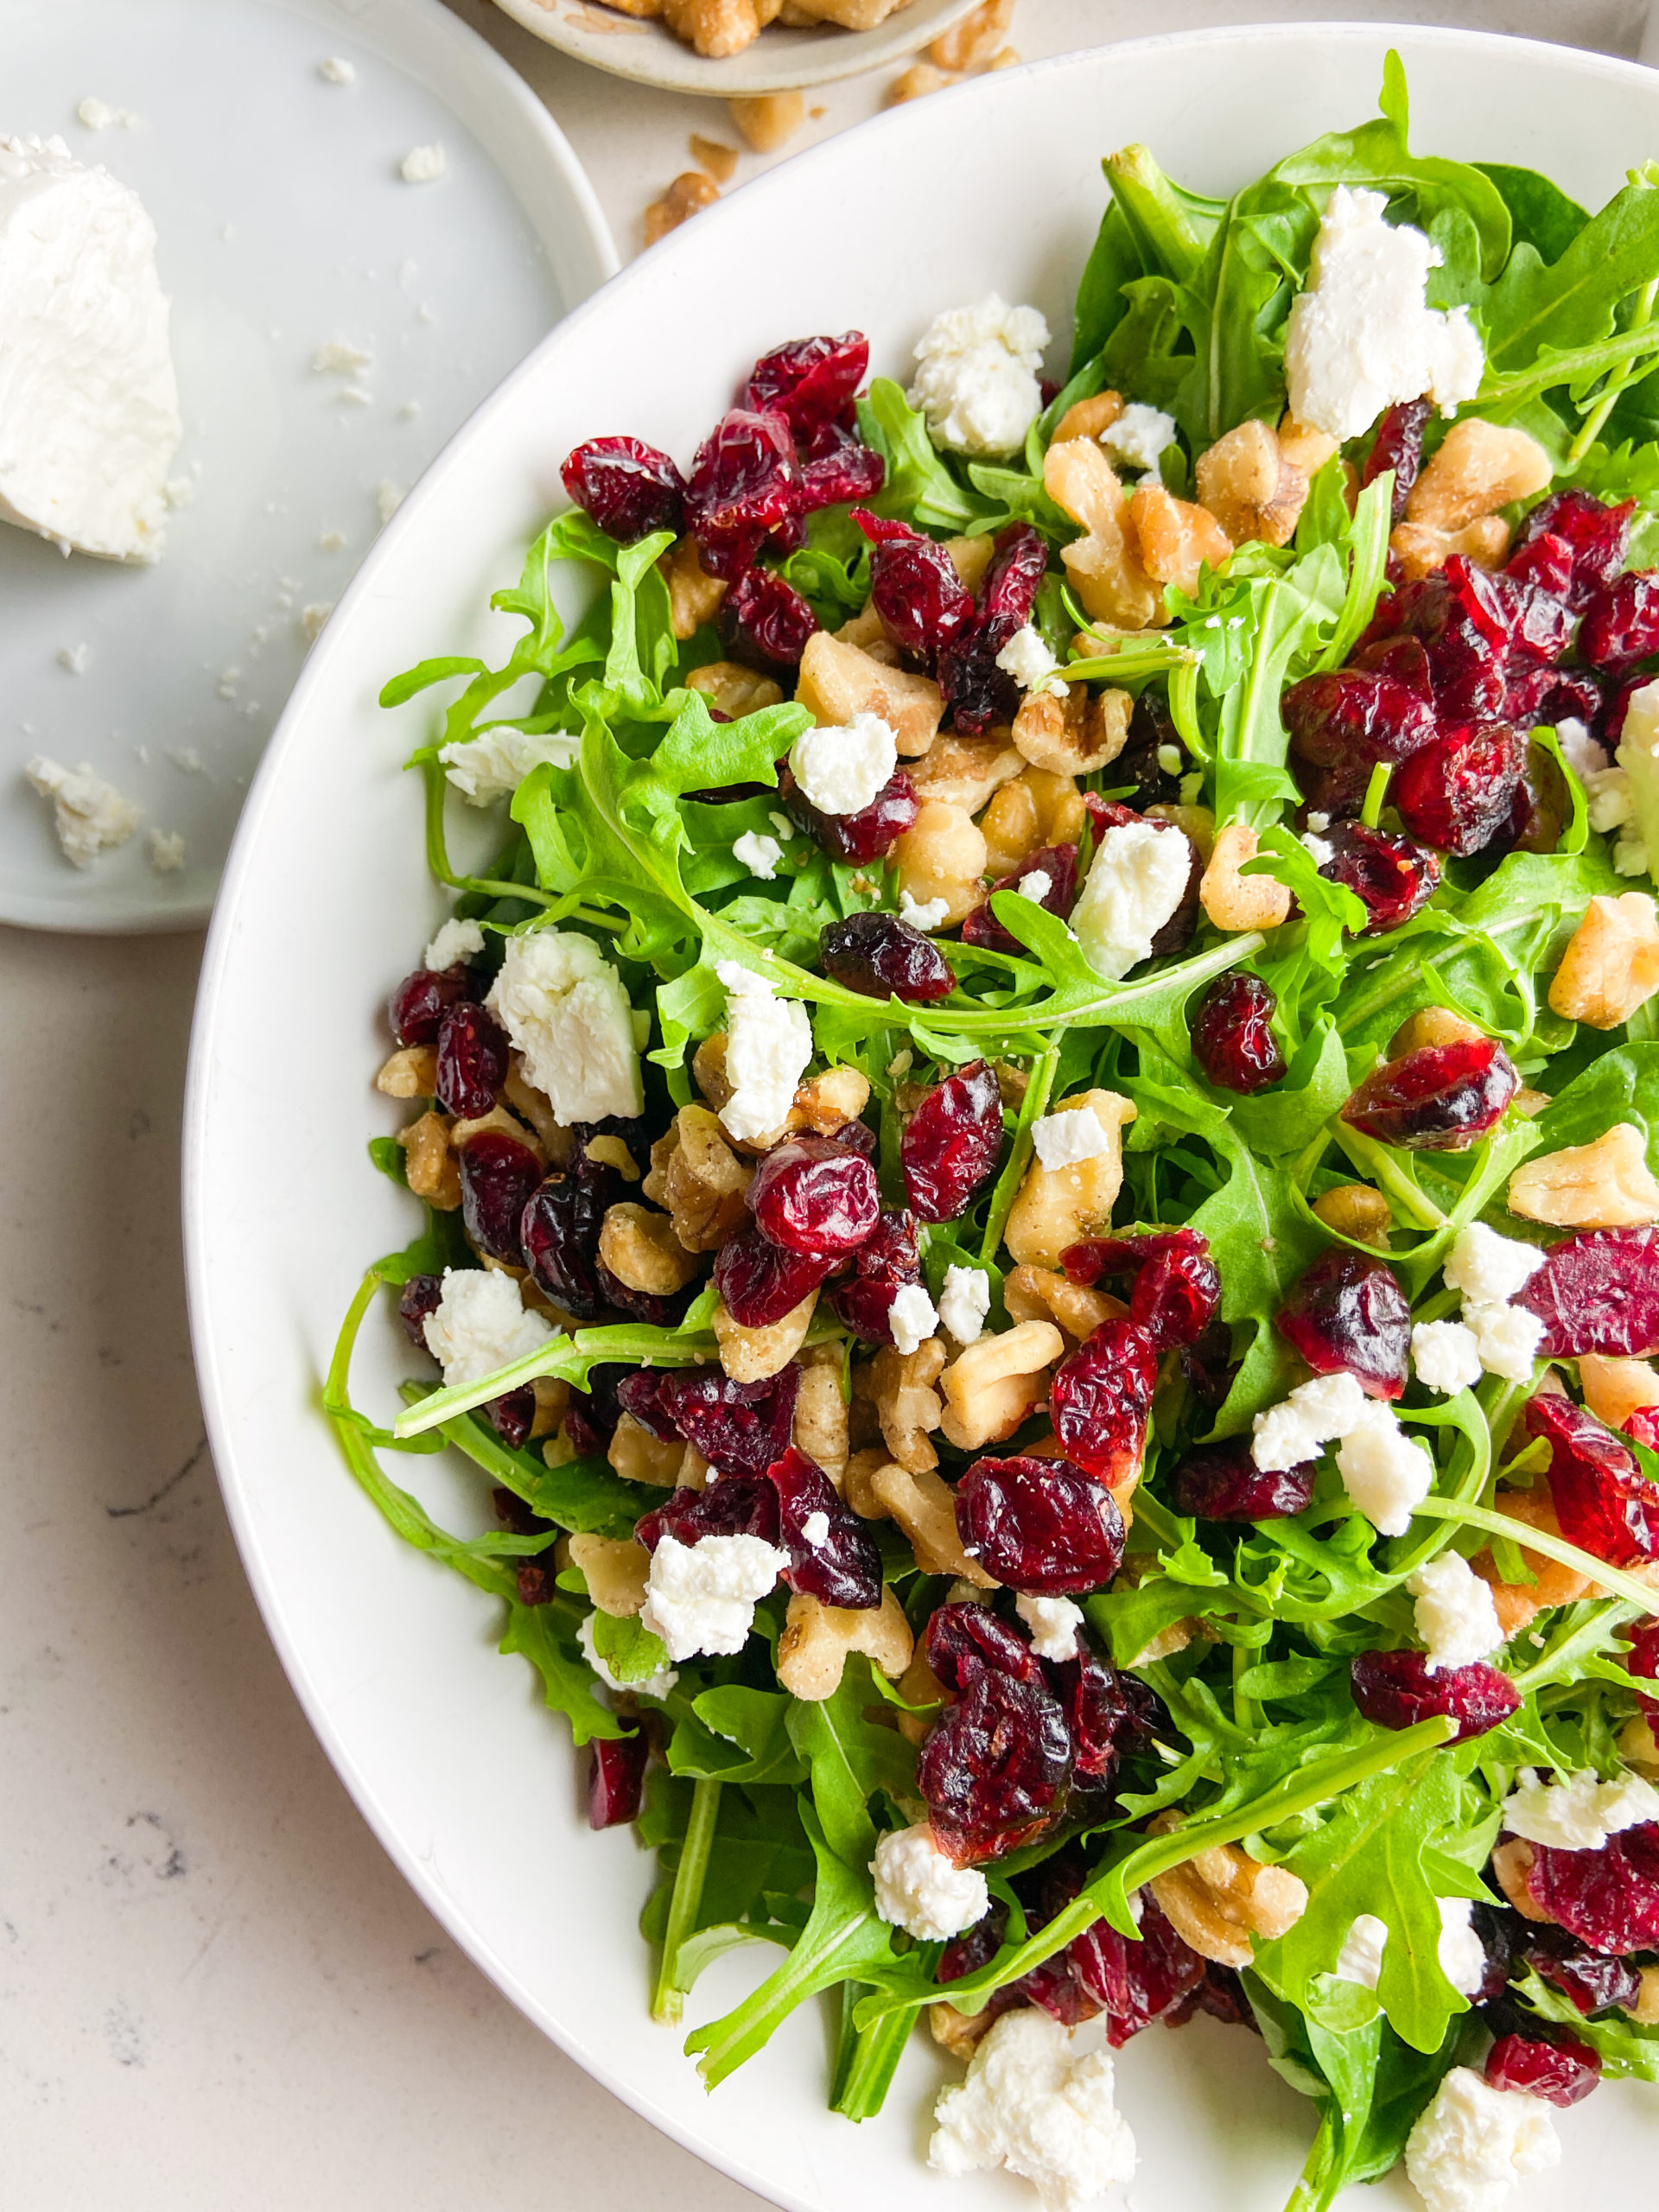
1465,1300 -> 1545,1385
1018,868 -> 1054,906
908,294 -> 1051,458
377,479 -> 405,523
1437,1897 -> 1487,1999
767,810 -> 793,840
146,828 -> 186,874
58,642 -> 89,674
400,143 -> 447,185
899,887 -> 950,931
888,1281 -> 940,1357
1612,830 -> 1650,877
1033,1105 -> 1116,1171
732,829 -> 783,880
930,2008 -> 1137,2212
422,1267 -> 553,1391
1017,1592 -> 1084,1661
437,724 -> 578,803
1412,1319 -> 1484,1395
1335,1403 -> 1433,1537
789,710 -> 896,817
312,338 -> 372,375
576,1611 -> 677,1701
318,528 -> 346,551
1404,2066 -> 1559,2212
1443,1224 -> 1545,1308
639,1531 -> 788,1662
939,1263 -> 992,1345
75,98 -> 131,131
1250,1370 -> 1370,1472
300,601 -> 333,642
1333,1911 -> 1389,1988
1555,717 -> 1610,780
486,929 -> 644,1123
340,384 -> 372,407
1100,403 -> 1179,476
1070,820 -> 1192,981
1501,1764 -> 1659,1851
995,623 -> 1069,697
715,963 -> 813,1144
423,917 -> 485,972
1302,832 -> 1337,868
1285,186 -> 1485,442
1585,766 -> 1634,833
1406,1551 -> 1503,1673
871,1822 -> 989,1941
23,755 -> 142,868
1306,810 -> 1332,832
319,56 -> 357,85
800,1510 -> 830,1548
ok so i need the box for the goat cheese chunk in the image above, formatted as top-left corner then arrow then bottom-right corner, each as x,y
576,1611 -> 678,1702
400,143 -> 447,184
899,887 -> 950,931
1033,1105 -> 1116,1172
1412,1319 -> 1484,1395
1017,1592 -> 1084,1661
1019,868 -> 1054,905
715,962 -> 813,1143
639,1531 -> 789,1662
1336,1404 -> 1434,1537
1101,402 -> 1179,476
438,724 -> 578,804
1071,820 -> 1192,982
1285,186 -> 1484,442
423,1267 -> 553,1391
939,1262 -> 992,1344
732,828 -> 783,881
1250,1370 -> 1370,1472
24,754 -> 142,867
0,136 -> 182,562
995,623 -> 1068,697
1404,2066 -> 1559,2212
486,928 -> 644,1124
1437,1897 -> 1487,1999
1442,1223 -> 1545,1308
888,1281 -> 940,1357
1407,1551 -> 1503,1673
800,1510 -> 830,1548
423,917 -> 485,972
871,1821 -> 989,1941
930,2008 -> 1137,2212
1466,1300 -> 1545,1385
1333,1911 -> 1389,1989
1501,1764 -> 1659,1852
908,294 -> 1051,458
788,710 -> 896,817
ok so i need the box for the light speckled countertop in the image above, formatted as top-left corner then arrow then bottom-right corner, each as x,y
0,3 -> 1647,2202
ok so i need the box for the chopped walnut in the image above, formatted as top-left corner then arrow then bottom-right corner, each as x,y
1628,1961 -> 1659,2023
930,2002 -> 992,2057
796,629 -> 944,756
1619,1713 -> 1659,1783
1549,893 -> 1659,1028
1491,1837 -> 1553,1924
938,1320 -> 1065,1452
375,1045 -> 436,1098
686,660 -> 784,717
1313,1184 -> 1392,1243
981,767 -> 1087,877
1406,419 -> 1553,534
1389,1007 -> 1485,1057
713,1287 -> 817,1382
1472,1487 -> 1594,1636
396,1110 -> 461,1209
1196,420 -> 1308,548
909,731 -> 1025,813
1199,822 -> 1292,932
643,1103 -> 753,1249
871,1337 -> 947,1471
887,61 -> 956,104
1002,1263 -> 1127,1342
607,1411 -> 690,1487
836,601 -> 898,659
1389,516 -> 1511,582
660,0 -> 764,57
450,1103 -> 544,1160
927,0 -> 1013,70
1579,1353 -> 1659,1433
599,1202 -> 699,1294
793,1351 -> 850,1484
944,534 -> 996,593
503,1058 -> 573,1160
1128,482 -> 1233,594
775,1587 -> 913,1700
872,1460 -> 997,1583
1004,1090 -> 1137,1268
791,1063 -> 869,1135
727,92 -> 804,153
895,799 -> 988,926
659,535 -> 727,639
1045,437 -> 1162,631
1053,391 -> 1125,446
894,1640 -> 950,1745
689,133 -> 739,185
1276,413 -> 1340,476
1147,1810 -> 1309,1968
567,1532 -> 650,1618
843,1443 -> 892,1520
644,169 -> 719,247
1012,685 -> 1132,778
1508,1122 -> 1659,1230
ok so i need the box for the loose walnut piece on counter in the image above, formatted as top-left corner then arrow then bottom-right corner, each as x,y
1548,893 -> 1659,1028
888,62 -> 957,105
1004,1090 -> 1137,1269
397,1110 -> 461,1209
607,1411 -> 690,1487
1196,420 -> 1308,548
644,1103 -> 753,1249
1313,1183 -> 1393,1244
871,1337 -> 947,1471
928,0 -> 1014,70
981,768 -> 1087,876
713,1287 -> 817,1381
871,1461 -> 998,1584
644,170 -> 719,247
659,535 -> 727,639
1046,437 -> 1163,631
1128,482 -> 1233,595
938,1320 -> 1065,1452
796,630 -> 944,756
1012,685 -> 1132,778
690,133 -> 739,184
599,1202 -> 700,1294
1147,1811 -> 1309,1968
1199,822 -> 1292,932
1579,1352 -> 1659,1433
567,1533 -> 650,1618
894,799 -> 988,926
775,1586 -> 913,1700
909,731 -> 1025,813
686,660 -> 784,717
728,92 -> 804,154
1508,1122 -> 1659,1230
375,1045 -> 435,1098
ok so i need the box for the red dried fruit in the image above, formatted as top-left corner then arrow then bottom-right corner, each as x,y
765,1444 -> 882,1608
1519,490 -> 1636,611
1503,529 -> 1576,604
1112,690 -> 1183,807
1516,1228 -> 1659,1357
748,1133 -> 881,1260
1071,1893 -> 1208,2047
902,1059 -> 1004,1223
434,1000 -> 508,1117
853,506 -> 976,661
1191,972 -> 1285,1094
1180,1317 -> 1237,1411
937,524 -> 1050,735
493,1485 -> 556,1601
1580,570 -> 1659,674
820,912 -> 954,1003
1490,568 -> 1576,669
961,843 -> 1080,957
779,763 -> 919,863
713,1221 -> 830,1328
1524,1822 -> 1659,1954
797,421 -> 886,510
1361,398 -> 1430,524
1049,1320 -> 1160,1486
1360,559 -> 1513,721
1063,1230 -> 1219,1351
1318,821 -> 1440,935
521,1156 -> 623,1324
954,1453 -> 1127,1595
1284,668 -> 1440,817
1625,1618 -> 1659,1712
619,1363 -> 800,1480
925,1600 -> 1047,1689
483,1385 -> 537,1452
1276,1248 -> 1411,1400
1167,1963 -> 1258,2031
1392,722 -> 1525,857
938,1897 -> 1011,1986
397,1273 -> 443,1349
390,963 -> 477,1047
594,1261 -> 694,1330
455,1127 -> 543,1266
636,1472 -> 780,1553
1341,1037 -> 1519,1152
740,331 -> 868,439
1517,1925 -> 1643,2016
917,1669 -> 1074,1863
1522,1393 -> 1659,1566
1166,1441 -> 1316,1521
561,435 -> 687,544
719,566 -> 818,676
1050,1643 -> 1164,1781
1484,2032 -> 1600,2108
1350,1649 -> 1520,1743
826,1208 -> 923,1343
563,1363 -> 628,1455
685,408 -> 800,581
588,1731 -> 650,1828
1009,1858 -> 1105,2029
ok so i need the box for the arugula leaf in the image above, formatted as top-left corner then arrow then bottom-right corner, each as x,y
670,1686 -> 809,1788
1512,1967 -> 1659,2080
855,379 -> 988,532
591,1608 -> 674,1688
501,1603 -> 629,1747
785,1659 -> 918,1866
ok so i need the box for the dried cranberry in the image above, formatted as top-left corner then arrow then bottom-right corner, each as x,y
1319,821 -> 1440,935
820,911 -> 953,1004
1517,1924 -> 1643,2016
955,1454 -> 1127,1595
1503,530 -> 1576,606
1179,1318 -> 1237,1411
685,409 -> 799,581
962,844 -> 1080,957
747,1134 -> 880,1262
917,1669 -> 1074,1863
718,566 -> 818,677
1191,972 -> 1285,1094
938,1897 -> 1010,1984
1051,1642 -> 1162,1780
1516,1228 -> 1659,1357
826,1208 -> 922,1342
1071,1893 -> 1208,2047
1169,1963 -> 1258,2031
1360,400 -> 1429,523
713,1221 -> 830,1328
456,1127 -> 543,1264
1484,2032 -> 1600,2107
521,1157 -> 620,1323
390,964 -> 475,1047
493,1486 -> 556,1600
901,1060 -> 1003,1223
593,1262 -> 694,1329
481,1384 -> 535,1449
397,1273 -> 443,1350
1167,1442 -> 1315,1521
925,1601 -> 1046,1689
434,1001 -> 508,1117
563,1363 -> 627,1455
1524,1823 -> 1659,1954
797,421 -> 886,510
589,1731 -> 650,1828
628,1363 -> 798,1478
938,524 -> 1049,735
853,507 -> 976,661
1113,690 -> 1182,808
1050,1321 -> 1160,1486
739,331 -> 868,439
1392,722 -> 1525,857
1064,1230 -> 1219,1351
1341,1037 -> 1518,1152
1285,667 -> 1440,817
561,435 -> 686,544
1276,1249 -> 1411,1399
779,764 -> 918,863
1580,570 -> 1659,673
1626,1618 -> 1659,1711
764,1445 -> 882,1607
636,1473 -> 780,1552
1361,560 -> 1514,721
1491,569 -> 1576,669
1350,1649 -> 1520,1743
1522,1393 -> 1659,1566
1520,490 -> 1636,610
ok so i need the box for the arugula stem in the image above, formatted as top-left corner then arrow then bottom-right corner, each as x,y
1568,273 -> 1659,464
1231,1639 -> 1258,1731
1361,765 -> 1391,830
1481,319 -> 1659,412
1329,1124 -> 1446,1230
1409,1499 -> 1659,1617
980,1046 -> 1058,1261
653,1777 -> 721,2025
830,1986 -> 916,2121
1509,1599 -> 1637,1695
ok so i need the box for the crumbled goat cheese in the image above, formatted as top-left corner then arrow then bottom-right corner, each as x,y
486,929 -> 644,1124
1613,830 -> 1650,877
1017,1592 -> 1084,1661
1070,820 -> 1192,981
146,828 -> 186,874
1404,2066 -> 1559,2212
732,829 -> 783,881
75,98 -> 130,131
1407,1551 -> 1504,1673
423,1266 -> 552,1391
1585,766 -> 1634,833
400,143 -> 447,184
639,1531 -> 789,1662
1336,1404 -> 1433,1537
1306,810 -> 1332,832
319,55 -> 357,84
377,478 -> 405,523
1438,1897 -> 1487,1999
24,755 -> 142,867
576,1611 -> 678,1701
938,1263 -> 992,1344
1333,1911 -> 1389,1989
908,294 -> 1051,458
899,888 -> 950,931
715,963 -> 813,1143
1412,1319 -> 1484,1395
1018,868 -> 1053,905
1442,1223 -> 1545,1309
423,917 -> 485,972
1155,742 -> 1183,777
1302,832 -> 1337,868
1100,403 -> 1179,476
1465,1300 -> 1545,1385
1033,1103 -> 1116,1172
437,724 -> 578,803
1285,187 -> 1484,442
888,1281 -> 940,1357
1501,1765 -> 1659,1852
300,601 -> 332,642
789,710 -> 896,817
767,810 -> 793,840
0,136 -> 182,561
930,2008 -> 1137,2212
800,1511 -> 830,1548
1555,717 -> 1609,780
995,623 -> 1068,697
59,641 -> 88,673
312,338 -> 372,375
1251,1370 -> 1370,1472
871,1821 -> 989,1941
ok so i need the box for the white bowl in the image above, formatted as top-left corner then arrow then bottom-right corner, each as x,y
489,0 -> 980,97
186,27 -> 1659,2212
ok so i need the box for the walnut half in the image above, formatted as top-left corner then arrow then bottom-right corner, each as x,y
1507,1122 -> 1659,1230
1147,1812 -> 1309,1968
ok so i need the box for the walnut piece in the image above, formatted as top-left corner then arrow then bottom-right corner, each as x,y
1508,1122 -> 1659,1230
1052,391 -> 1124,446
791,1063 -> 869,1135
660,535 -> 727,639
1491,1837 -> 1553,1924
1128,481 -> 1233,594
713,1287 -> 817,1381
660,0 -> 763,57
909,731 -> 1025,813
375,1045 -> 435,1098
1389,1007 -> 1484,1057
1579,1353 -> 1659,1433
686,660 -> 784,717
568,1533 -> 650,1618
643,1103 -> 753,1250
727,92 -> 804,154
872,1337 -> 947,1471
599,1202 -> 700,1294
775,1587 -> 913,1700
1199,822 -> 1292,932
1196,420 -> 1308,549
1045,438 -> 1162,631
887,63 -> 956,105
843,1443 -> 892,1520
1147,1812 -> 1309,1968
503,1058 -> 573,1160
793,1353 -> 849,1484
796,629 -> 944,757
1011,686 -> 1132,778
1389,515 -> 1511,582
927,0 -> 1013,71
1548,893 -> 1659,1028
644,169 -> 719,246
1619,1714 -> 1659,1783
397,1110 -> 460,1209
689,134 -> 738,186
1472,1487 -> 1593,1635
1276,413 -> 1340,476
938,1320 -> 1065,1452
607,1412 -> 690,1487
1313,1184 -> 1392,1244
1405,419 -> 1554,535
1002,1263 -> 1126,1342
894,799 -> 988,926
871,1461 -> 997,1584
981,768 -> 1087,877
1004,1090 -> 1137,1268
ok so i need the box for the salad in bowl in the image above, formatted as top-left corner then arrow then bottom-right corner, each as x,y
329,56 -> 1659,2212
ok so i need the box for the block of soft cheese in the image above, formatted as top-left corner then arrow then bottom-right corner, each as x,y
0,135 -> 182,563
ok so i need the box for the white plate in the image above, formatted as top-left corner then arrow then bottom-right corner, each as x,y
0,0 -> 614,935
490,0 -> 980,99
186,26 -> 1659,2212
